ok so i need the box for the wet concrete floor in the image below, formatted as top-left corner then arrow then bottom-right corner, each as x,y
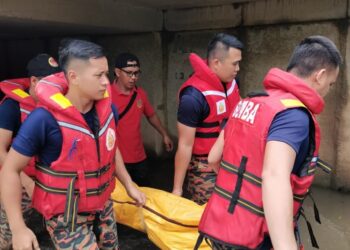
30,157 -> 350,249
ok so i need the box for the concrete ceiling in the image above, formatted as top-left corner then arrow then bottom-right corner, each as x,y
124,0 -> 252,10
0,0 -> 256,38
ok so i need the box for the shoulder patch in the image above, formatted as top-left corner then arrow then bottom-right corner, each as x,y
12,88 -> 30,98
280,99 -> 306,108
50,93 -> 72,109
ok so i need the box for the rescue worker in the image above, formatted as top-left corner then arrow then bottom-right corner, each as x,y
111,53 -> 173,186
196,36 -> 341,249
172,33 -> 243,205
0,54 -> 60,249
0,39 -> 146,250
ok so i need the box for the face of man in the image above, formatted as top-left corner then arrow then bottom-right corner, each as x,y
211,47 -> 242,83
314,66 -> 339,97
114,60 -> 141,91
70,57 -> 109,101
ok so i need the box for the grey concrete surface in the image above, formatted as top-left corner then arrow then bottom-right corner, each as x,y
165,5 -> 242,31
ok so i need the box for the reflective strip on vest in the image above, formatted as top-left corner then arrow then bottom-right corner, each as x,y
36,163 -> 111,178
201,80 -> 236,97
214,185 -> 265,217
220,160 -> 308,205
2,80 -> 23,87
20,108 -> 31,115
226,80 -> 236,96
57,121 -> 95,138
40,79 -> 65,92
99,112 -> 114,137
57,112 -> 114,139
221,160 -> 262,187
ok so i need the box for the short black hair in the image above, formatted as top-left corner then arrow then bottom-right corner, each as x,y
287,35 -> 342,77
207,33 -> 244,61
58,39 -> 105,73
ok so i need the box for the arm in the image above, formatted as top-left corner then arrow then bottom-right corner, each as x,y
0,129 -> 34,198
172,122 -> 196,196
208,130 -> 224,173
262,141 -> 298,250
0,148 -> 40,250
147,114 -> 173,152
0,128 -> 12,165
115,147 -> 146,206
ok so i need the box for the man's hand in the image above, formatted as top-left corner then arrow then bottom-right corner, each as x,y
12,226 -> 40,250
163,135 -> 173,152
126,184 -> 146,206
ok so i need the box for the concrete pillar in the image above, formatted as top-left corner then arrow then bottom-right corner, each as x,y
334,23 -> 350,191
166,30 -> 225,137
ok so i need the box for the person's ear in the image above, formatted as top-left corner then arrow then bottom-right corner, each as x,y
209,58 -> 221,73
114,68 -> 121,78
30,76 -> 39,87
315,68 -> 327,85
67,70 -> 78,85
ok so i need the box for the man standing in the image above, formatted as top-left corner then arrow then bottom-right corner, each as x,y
172,33 -> 243,205
0,39 -> 145,249
0,54 -> 60,249
196,36 -> 341,249
112,53 -> 173,186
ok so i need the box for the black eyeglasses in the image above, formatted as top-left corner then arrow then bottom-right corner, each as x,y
120,68 -> 141,78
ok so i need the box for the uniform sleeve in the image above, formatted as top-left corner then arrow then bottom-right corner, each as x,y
267,108 -> 310,154
139,88 -> 155,118
12,108 -> 61,159
177,86 -> 210,128
0,98 -> 21,133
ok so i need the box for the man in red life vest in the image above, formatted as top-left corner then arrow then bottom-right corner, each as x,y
196,36 -> 341,249
0,54 -> 60,249
0,39 -> 145,250
172,33 -> 242,205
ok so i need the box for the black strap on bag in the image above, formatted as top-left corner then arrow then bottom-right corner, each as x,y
119,88 -> 138,120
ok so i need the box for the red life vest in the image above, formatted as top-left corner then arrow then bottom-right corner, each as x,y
0,78 -> 36,177
32,73 -> 117,231
197,68 -> 331,249
179,53 -> 240,157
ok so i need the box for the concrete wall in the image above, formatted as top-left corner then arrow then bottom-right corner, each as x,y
161,0 -> 350,191
240,23 -> 344,187
0,0 -> 350,190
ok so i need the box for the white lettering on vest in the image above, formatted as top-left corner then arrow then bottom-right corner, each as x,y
232,100 -> 260,124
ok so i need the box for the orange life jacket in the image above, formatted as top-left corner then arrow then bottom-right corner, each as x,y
0,78 -> 36,176
32,73 -> 117,232
197,68 -> 331,249
179,53 -> 240,157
